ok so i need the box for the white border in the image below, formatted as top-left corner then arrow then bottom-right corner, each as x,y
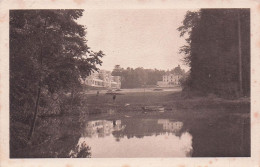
1,0 -> 260,167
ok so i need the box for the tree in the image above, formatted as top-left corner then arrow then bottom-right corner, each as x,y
10,10 -> 104,140
113,67 -> 167,88
177,9 -> 250,97
171,65 -> 185,76
111,65 -> 123,76
177,11 -> 201,66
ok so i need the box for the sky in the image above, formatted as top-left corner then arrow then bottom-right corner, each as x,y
77,9 -> 189,71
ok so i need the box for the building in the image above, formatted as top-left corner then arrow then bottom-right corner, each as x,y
157,74 -> 181,87
84,70 -> 121,89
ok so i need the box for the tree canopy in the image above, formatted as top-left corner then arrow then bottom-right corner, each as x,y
178,9 -> 250,97
111,65 -> 185,88
10,10 -> 104,138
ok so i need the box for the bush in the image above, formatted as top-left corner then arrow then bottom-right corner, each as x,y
180,74 -> 192,91
214,82 -> 239,99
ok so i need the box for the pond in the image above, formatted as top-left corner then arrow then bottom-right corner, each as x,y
69,118 -> 193,158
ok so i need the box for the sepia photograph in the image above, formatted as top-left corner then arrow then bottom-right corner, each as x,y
8,8 -> 252,159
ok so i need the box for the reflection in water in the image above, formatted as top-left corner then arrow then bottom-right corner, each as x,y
69,141 -> 91,158
158,119 -> 183,132
72,119 -> 193,157
83,120 -> 125,138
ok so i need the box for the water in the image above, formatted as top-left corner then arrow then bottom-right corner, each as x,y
11,111 -> 250,158
70,119 -> 193,158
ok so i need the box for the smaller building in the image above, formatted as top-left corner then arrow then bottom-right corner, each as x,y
157,74 -> 181,87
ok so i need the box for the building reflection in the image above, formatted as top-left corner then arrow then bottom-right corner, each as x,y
111,119 -> 185,139
157,119 -> 183,133
74,118 -> 193,157
82,120 -> 125,138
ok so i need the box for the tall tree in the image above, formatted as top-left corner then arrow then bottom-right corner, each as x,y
111,65 -> 123,76
171,65 -> 185,76
10,10 -> 104,140
178,9 -> 250,97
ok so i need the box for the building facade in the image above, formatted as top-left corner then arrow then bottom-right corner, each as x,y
83,70 -> 121,89
157,74 -> 181,87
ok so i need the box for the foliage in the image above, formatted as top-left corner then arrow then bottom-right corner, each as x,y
69,141 -> 91,158
111,65 -> 124,76
10,10 -> 104,135
178,9 -> 250,97
179,71 -> 191,90
177,11 -> 201,65
170,65 -> 186,76
111,65 -> 185,88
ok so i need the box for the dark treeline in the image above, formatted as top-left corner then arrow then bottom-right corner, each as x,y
178,9 -> 250,97
111,65 -> 185,88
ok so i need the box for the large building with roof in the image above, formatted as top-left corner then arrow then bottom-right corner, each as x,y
83,70 -> 121,89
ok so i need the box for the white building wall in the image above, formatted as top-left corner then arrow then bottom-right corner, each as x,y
84,70 -> 121,89
157,74 -> 181,87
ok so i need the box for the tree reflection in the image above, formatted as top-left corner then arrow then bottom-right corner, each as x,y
111,119 -> 185,139
69,141 -> 91,158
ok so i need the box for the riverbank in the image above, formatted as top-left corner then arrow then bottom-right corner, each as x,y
10,89 -> 250,157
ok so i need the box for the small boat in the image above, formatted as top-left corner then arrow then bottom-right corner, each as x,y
158,107 -> 165,112
141,106 -> 164,112
153,88 -> 163,91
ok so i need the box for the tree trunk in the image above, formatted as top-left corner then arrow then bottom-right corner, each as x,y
237,10 -> 243,96
28,19 -> 47,140
28,82 -> 41,140
71,86 -> 75,106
